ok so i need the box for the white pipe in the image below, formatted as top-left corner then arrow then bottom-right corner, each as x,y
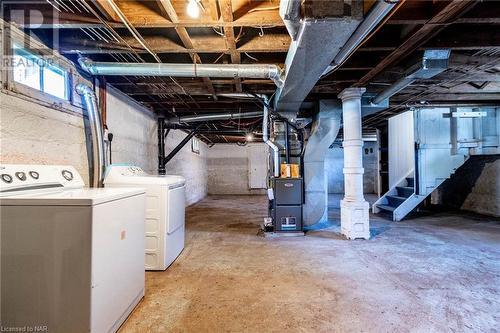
262,96 -> 280,177
78,58 -> 284,87
76,84 -> 105,187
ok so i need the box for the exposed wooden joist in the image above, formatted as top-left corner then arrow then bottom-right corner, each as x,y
92,0 -> 120,22
60,33 -> 290,54
220,0 -> 242,92
156,0 -> 216,98
356,0 -> 478,87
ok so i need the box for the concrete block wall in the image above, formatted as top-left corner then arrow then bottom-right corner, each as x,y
105,85 -> 208,205
0,91 -> 90,182
207,143 -> 267,195
326,140 -> 378,195
105,85 -> 157,174
165,131 -> 208,205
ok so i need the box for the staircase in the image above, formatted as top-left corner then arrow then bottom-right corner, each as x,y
373,154 -> 469,221
373,106 -> 498,221
374,174 -> 423,221
376,177 -> 415,214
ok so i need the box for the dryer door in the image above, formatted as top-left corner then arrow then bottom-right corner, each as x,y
166,185 -> 185,234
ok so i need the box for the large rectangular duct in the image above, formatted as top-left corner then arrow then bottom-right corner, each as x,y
371,49 -> 451,105
303,100 -> 342,227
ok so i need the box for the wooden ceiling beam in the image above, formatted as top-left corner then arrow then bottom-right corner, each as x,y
156,0 -> 216,98
356,0 -> 478,87
220,0 -> 242,92
60,33 -> 290,54
92,0 -> 120,22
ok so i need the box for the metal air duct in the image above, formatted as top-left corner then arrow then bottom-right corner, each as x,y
371,49 -> 451,105
280,0 -> 302,41
76,84 -> 105,187
78,58 -> 284,87
262,96 -> 280,177
322,1 -> 399,77
167,111 -> 262,124
303,100 -> 342,227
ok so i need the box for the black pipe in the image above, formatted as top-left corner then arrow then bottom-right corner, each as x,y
158,117 -> 166,175
414,141 -> 419,195
284,121 -> 290,164
164,127 -> 199,164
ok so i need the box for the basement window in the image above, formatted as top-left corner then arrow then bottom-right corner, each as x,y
12,46 -> 69,101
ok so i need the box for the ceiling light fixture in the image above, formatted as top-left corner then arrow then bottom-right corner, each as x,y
187,0 -> 200,18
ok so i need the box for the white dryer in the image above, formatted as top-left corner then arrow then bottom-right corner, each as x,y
104,165 -> 186,271
0,164 -> 146,333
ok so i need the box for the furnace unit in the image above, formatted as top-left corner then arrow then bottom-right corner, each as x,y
270,178 -> 303,232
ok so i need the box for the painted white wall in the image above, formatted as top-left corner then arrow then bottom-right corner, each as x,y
207,143 -> 267,195
165,132 -> 208,205
388,111 -> 414,188
0,91 -> 91,182
106,85 -> 207,206
106,85 -> 157,174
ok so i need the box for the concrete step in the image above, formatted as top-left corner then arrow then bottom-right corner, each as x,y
396,186 -> 414,198
386,195 -> 407,207
377,204 -> 396,212
406,177 -> 414,187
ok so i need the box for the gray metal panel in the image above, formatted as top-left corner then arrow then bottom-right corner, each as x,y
274,178 -> 303,205
275,205 -> 302,232
273,18 -> 361,113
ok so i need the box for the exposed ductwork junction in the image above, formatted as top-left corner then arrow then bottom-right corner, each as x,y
370,49 -> 451,105
274,0 -> 400,115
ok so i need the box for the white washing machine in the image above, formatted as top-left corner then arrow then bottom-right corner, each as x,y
104,165 -> 186,271
0,164 -> 146,333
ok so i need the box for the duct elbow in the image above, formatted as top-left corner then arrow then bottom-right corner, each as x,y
280,0 -> 302,40
269,66 -> 284,88
78,57 -> 96,75
76,83 -> 94,97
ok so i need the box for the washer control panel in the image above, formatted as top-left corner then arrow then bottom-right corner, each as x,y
0,164 -> 85,193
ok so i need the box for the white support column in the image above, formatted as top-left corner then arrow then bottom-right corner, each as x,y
338,88 -> 370,240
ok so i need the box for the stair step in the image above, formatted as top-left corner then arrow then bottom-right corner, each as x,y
396,186 -> 414,198
377,204 -> 396,212
406,177 -> 414,187
386,195 -> 407,207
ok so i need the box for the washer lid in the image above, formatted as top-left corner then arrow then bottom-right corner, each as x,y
0,188 -> 145,206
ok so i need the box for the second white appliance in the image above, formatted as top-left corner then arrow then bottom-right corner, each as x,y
104,165 -> 186,270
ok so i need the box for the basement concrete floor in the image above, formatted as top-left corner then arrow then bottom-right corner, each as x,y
119,195 -> 500,333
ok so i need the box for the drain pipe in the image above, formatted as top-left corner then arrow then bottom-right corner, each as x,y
78,58 -> 284,87
76,83 -> 105,187
262,96 -> 280,177
322,0 -> 400,77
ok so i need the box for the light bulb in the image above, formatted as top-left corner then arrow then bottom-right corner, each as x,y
246,133 -> 254,142
187,0 -> 200,18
